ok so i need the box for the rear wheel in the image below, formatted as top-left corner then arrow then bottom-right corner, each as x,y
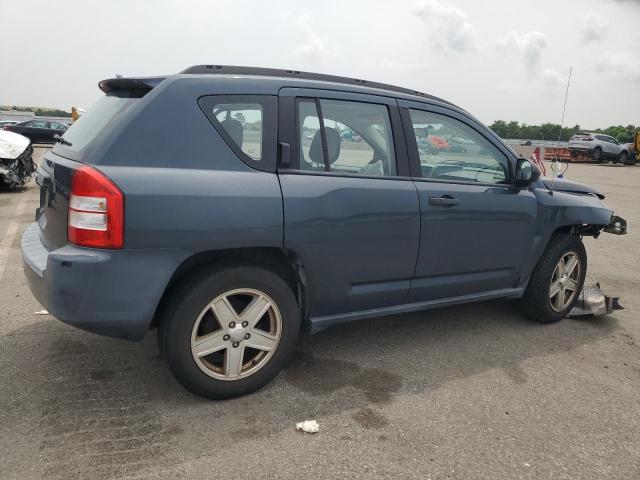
520,234 -> 586,324
592,147 -> 603,163
159,265 -> 300,399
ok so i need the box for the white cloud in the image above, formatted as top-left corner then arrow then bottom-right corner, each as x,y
497,31 -> 549,71
540,68 -> 566,88
580,13 -> 608,42
411,0 -> 477,54
540,69 -> 566,88
287,13 -> 341,60
595,51 -> 640,82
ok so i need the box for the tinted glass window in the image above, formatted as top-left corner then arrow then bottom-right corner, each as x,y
213,103 -> 263,161
60,93 -> 140,152
409,109 -> 508,184
297,99 -> 396,176
29,121 -> 47,128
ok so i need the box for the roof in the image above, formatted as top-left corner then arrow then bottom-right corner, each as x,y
97,66 -> 456,108
181,65 -> 453,106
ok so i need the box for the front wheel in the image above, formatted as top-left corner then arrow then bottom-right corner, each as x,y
159,265 -> 300,399
623,151 -> 637,166
520,234 -> 587,324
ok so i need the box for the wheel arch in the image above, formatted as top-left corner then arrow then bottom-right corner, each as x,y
151,247 -> 310,331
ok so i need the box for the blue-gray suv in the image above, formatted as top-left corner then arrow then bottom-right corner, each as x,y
22,66 -> 627,399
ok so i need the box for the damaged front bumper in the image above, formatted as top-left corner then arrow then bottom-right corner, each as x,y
0,130 -> 35,188
604,215 -> 627,235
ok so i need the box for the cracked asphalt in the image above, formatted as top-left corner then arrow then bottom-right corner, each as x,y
1,148 -> 638,479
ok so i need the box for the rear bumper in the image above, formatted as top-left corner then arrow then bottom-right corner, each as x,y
22,222 -> 187,340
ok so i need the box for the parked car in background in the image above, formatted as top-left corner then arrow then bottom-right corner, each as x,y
0,130 -> 35,188
22,65 -> 627,400
568,133 -> 634,164
4,119 -> 67,144
0,120 -> 20,129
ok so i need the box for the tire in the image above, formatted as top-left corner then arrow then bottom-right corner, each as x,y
623,151 -> 637,166
592,147 -> 603,163
158,264 -> 300,399
520,234 -> 587,324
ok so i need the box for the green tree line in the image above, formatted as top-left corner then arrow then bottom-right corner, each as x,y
3,106 -> 71,118
489,121 -> 637,143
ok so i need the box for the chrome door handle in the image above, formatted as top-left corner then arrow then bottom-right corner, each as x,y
428,196 -> 460,207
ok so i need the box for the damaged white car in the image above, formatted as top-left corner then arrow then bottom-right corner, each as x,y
0,130 -> 36,188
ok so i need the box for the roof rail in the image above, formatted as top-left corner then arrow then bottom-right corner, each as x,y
181,65 -> 451,105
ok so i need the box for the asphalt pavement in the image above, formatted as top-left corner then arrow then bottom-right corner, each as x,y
1,149 -> 638,479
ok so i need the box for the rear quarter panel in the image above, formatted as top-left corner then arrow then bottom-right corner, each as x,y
94,75 -> 285,252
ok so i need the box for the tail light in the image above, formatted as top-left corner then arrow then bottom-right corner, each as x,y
68,165 -> 124,249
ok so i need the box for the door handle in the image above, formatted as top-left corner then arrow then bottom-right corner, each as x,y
428,196 -> 460,207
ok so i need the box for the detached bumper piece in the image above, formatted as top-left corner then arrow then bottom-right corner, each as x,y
604,215 -> 627,235
569,283 -> 623,318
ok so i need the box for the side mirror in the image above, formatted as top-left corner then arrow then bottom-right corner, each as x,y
514,158 -> 541,187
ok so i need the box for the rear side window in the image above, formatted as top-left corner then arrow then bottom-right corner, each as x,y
199,95 -> 277,172
214,103 -> 262,160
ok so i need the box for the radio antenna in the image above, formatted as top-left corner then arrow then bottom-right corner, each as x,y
559,66 -> 572,141
551,66 -> 573,182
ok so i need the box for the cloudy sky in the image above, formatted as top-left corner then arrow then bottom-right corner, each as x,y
1,0 -> 638,128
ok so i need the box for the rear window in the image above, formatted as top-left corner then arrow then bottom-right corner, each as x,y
571,134 -> 591,141
58,92 -> 141,153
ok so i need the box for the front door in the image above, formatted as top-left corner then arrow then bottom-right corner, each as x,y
400,101 -> 538,303
278,89 -> 420,322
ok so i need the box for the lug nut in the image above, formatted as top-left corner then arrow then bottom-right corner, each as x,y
232,342 -> 239,348
223,334 -> 230,341
229,322 -> 236,328
244,333 -> 251,340
242,321 -> 248,328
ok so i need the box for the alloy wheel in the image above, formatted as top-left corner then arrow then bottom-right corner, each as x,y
190,288 -> 282,381
549,252 -> 581,312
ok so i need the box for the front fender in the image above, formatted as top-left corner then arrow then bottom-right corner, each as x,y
519,187 -> 614,290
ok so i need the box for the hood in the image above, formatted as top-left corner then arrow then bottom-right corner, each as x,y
0,130 -> 30,160
541,177 -> 605,199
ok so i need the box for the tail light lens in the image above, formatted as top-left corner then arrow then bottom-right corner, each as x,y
68,165 -> 124,249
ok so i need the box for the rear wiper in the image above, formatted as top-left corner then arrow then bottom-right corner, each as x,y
54,134 -> 72,147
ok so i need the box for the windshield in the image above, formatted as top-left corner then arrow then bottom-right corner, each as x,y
59,92 -> 140,153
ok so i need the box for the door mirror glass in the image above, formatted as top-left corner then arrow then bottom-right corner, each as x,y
515,158 -> 540,186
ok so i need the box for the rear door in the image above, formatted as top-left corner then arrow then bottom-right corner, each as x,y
278,88 -> 420,320
400,100 -> 538,302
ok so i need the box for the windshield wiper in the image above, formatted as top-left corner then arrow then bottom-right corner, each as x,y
53,134 -> 72,147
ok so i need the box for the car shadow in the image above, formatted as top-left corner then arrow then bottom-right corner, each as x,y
7,300 -> 621,478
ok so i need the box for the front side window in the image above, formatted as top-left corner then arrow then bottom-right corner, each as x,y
213,103 -> 263,161
297,99 -> 396,177
409,109 -> 508,184
29,121 -> 47,128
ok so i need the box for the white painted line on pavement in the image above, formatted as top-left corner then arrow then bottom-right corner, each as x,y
0,199 -> 28,283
